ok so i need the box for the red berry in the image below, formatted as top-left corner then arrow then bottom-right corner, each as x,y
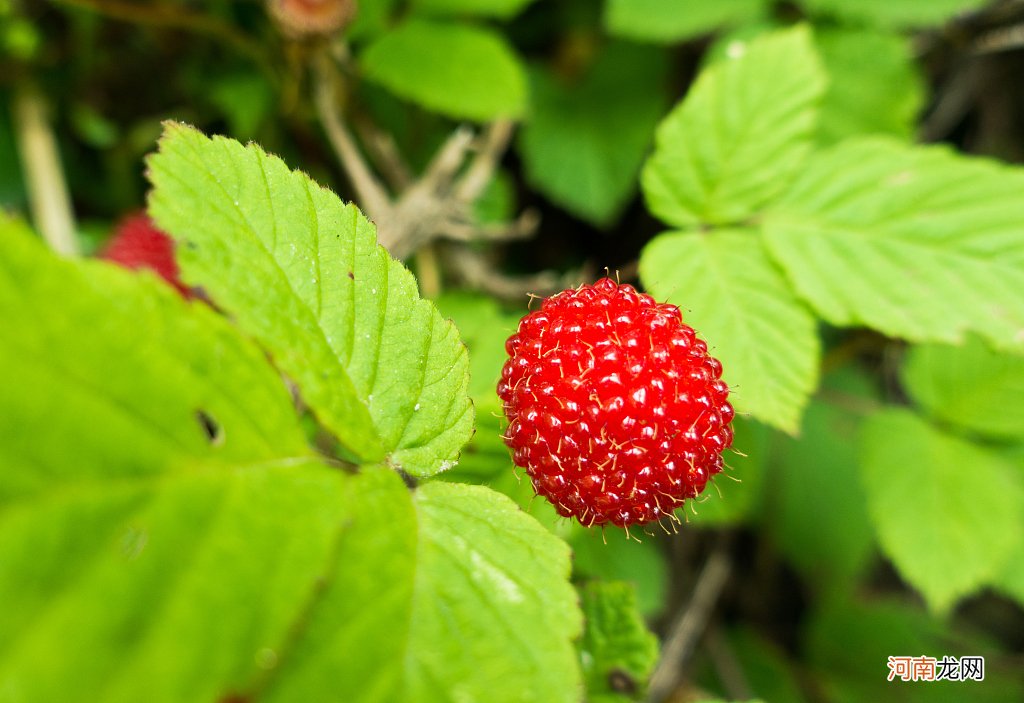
498,278 -> 733,529
101,214 -> 191,297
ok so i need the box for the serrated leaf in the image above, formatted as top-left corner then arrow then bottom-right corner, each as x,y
147,123 -> 473,476
604,0 -> 765,44
641,25 -> 826,228
519,42 -> 668,226
763,138 -> 1024,352
412,0 -> 537,19
577,581 -> 659,703
640,229 -> 820,432
860,409 -> 1024,613
360,19 -> 527,121
406,482 -> 583,702
771,370 -> 876,588
815,27 -> 924,145
0,217 -> 307,493
0,220 -> 355,702
798,0 -> 986,28
903,336 -> 1024,442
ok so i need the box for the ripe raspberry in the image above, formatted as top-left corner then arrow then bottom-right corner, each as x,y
100,213 -> 191,297
498,278 -> 734,529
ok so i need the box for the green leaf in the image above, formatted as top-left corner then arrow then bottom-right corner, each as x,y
686,417 -> 772,525
770,370 -> 876,589
815,27 -> 924,145
260,467 -> 418,702
411,0 -> 537,20
807,596 -> 1023,703
798,0 -> 987,28
995,536 -> 1024,608
570,530 -> 668,618
640,229 -> 820,433
902,336 -> 1024,442
604,0 -> 765,44
434,291 -> 520,408
577,581 -> 659,703
0,219 -> 356,702
641,25 -> 826,228
860,409 -> 1024,613
360,19 -> 527,121
405,482 -> 583,702
519,42 -> 668,226
147,123 -> 473,476
763,138 -> 1024,352
721,629 -> 807,703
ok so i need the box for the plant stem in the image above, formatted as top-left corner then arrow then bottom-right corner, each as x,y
12,82 -> 78,256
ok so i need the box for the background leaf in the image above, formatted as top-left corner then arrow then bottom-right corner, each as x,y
685,417 -> 772,526
411,0 -> 537,20
519,42 -> 668,226
815,27 -> 924,145
641,229 -> 820,433
360,19 -> 527,121
769,370 -> 876,590
604,0 -> 765,44
577,581 -> 659,703
641,25 -> 826,227
798,0 -> 987,28
860,409 -> 1024,612
147,124 -> 473,476
764,137 -> 1024,352
902,336 -> 1024,442
806,596 -> 1022,703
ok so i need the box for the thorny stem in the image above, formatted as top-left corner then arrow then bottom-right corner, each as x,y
648,534 -> 733,702
12,82 -> 78,256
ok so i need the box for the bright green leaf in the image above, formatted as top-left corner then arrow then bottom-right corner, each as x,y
799,0 -> 987,28
577,581 -> 659,703
406,482 -> 583,702
815,27 -> 924,145
903,336 -> 1024,442
412,0 -> 537,20
261,467 -> 417,702
995,537 -> 1024,608
360,19 -> 527,121
764,138 -> 1024,352
642,25 -> 826,227
0,219 -> 357,702
520,42 -> 668,226
604,0 -> 765,43
641,229 -> 820,433
770,370 -> 876,588
147,123 -> 473,476
860,409 -> 1024,613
